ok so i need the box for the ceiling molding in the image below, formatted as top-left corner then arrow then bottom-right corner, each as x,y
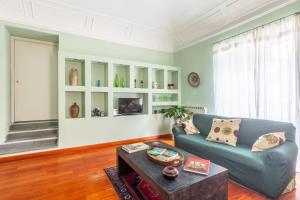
174,0 -> 297,51
0,0 -> 296,52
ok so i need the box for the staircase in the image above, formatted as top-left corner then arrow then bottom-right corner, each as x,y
0,120 -> 58,155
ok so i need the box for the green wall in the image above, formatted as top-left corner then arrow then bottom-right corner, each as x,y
0,25 -> 6,143
0,21 -> 174,144
59,33 -> 174,65
0,24 -> 11,143
1,1 -> 298,144
174,1 -> 300,113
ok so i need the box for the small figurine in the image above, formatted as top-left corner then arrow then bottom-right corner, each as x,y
152,81 -> 158,89
91,108 -> 101,117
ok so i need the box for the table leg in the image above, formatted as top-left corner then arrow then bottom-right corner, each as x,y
117,154 -> 134,176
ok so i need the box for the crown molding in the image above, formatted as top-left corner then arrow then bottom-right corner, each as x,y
174,0 -> 297,51
0,0 -> 296,53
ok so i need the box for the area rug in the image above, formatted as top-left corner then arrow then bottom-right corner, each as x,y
104,167 -> 163,200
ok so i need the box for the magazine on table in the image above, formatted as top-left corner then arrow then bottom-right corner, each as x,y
122,142 -> 150,153
183,156 -> 210,175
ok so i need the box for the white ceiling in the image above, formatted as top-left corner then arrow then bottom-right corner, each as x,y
0,0 -> 296,52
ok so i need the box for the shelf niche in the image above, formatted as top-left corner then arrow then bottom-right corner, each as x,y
91,61 -> 108,87
134,66 -> 148,89
65,58 -> 85,86
113,93 -> 148,115
152,93 -> 178,102
152,68 -> 164,89
167,70 -> 178,89
91,92 -> 108,117
113,64 -> 130,88
65,92 -> 85,118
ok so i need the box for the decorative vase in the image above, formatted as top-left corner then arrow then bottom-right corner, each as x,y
162,166 -> 179,179
71,103 -> 80,118
120,77 -> 125,88
114,74 -> 120,87
174,117 -> 181,125
96,80 -> 101,87
70,68 -> 78,86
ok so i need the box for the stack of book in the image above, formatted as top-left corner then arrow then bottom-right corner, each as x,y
147,147 -> 180,162
183,157 -> 210,175
122,142 -> 150,153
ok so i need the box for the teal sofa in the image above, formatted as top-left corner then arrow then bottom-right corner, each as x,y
172,114 -> 298,198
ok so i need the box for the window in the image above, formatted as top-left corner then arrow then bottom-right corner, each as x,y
213,14 -> 300,170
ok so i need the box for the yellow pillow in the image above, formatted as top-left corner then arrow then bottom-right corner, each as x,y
206,118 -> 241,146
182,119 -> 200,135
251,132 -> 285,152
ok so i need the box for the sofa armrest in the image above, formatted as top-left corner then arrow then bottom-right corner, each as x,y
259,142 -> 298,197
172,126 -> 185,138
261,142 -> 298,167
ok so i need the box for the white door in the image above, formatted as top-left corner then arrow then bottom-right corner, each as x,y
13,38 -> 58,122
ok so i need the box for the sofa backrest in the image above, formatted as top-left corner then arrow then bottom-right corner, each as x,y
193,114 -> 296,147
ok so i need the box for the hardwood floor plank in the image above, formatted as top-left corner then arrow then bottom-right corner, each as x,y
0,138 -> 298,200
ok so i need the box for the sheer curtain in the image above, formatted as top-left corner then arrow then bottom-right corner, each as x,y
213,31 -> 256,118
213,15 -> 300,170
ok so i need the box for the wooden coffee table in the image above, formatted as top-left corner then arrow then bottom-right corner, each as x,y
117,141 -> 228,200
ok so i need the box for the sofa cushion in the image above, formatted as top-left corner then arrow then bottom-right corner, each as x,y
193,114 -> 296,146
206,118 -> 241,146
176,134 -> 264,171
252,132 -> 285,152
182,119 -> 200,135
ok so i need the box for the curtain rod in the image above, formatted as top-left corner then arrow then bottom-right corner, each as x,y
213,12 -> 300,45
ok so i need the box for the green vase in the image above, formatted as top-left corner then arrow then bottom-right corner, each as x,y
114,74 -> 120,87
120,77 -> 125,88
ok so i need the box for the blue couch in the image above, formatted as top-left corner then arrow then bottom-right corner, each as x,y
172,114 -> 298,198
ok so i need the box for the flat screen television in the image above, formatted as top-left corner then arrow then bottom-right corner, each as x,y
118,98 -> 143,115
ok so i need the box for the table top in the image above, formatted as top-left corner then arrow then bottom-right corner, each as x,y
117,141 -> 228,194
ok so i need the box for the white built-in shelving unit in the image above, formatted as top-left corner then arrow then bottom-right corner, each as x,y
59,51 -> 181,119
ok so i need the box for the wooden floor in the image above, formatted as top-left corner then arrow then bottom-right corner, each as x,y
0,138 -> 298,200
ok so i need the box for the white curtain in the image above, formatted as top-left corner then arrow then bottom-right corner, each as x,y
213,31 -> 256,118
213,15 -> 300,170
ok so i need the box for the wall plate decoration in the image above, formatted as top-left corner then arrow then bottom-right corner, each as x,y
188,72 -> 200,87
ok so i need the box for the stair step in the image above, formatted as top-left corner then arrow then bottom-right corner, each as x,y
0,137 -> 58,155
10,120 -> 58,131
6,129 -> 58,142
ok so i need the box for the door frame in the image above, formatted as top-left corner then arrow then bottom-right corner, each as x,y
10,37 -> 58,123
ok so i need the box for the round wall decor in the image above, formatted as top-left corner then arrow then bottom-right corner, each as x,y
188,72 -> 200,87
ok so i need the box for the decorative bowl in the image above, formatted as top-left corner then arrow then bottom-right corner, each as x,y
146,145 -> 184,167
162,166 -> 179,179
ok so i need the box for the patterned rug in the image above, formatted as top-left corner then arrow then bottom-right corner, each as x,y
104,167 -> 162,200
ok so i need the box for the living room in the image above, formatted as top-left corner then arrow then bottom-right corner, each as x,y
0,0 -> 299,199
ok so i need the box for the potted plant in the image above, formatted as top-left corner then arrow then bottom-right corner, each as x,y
163,106 -> 193,125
